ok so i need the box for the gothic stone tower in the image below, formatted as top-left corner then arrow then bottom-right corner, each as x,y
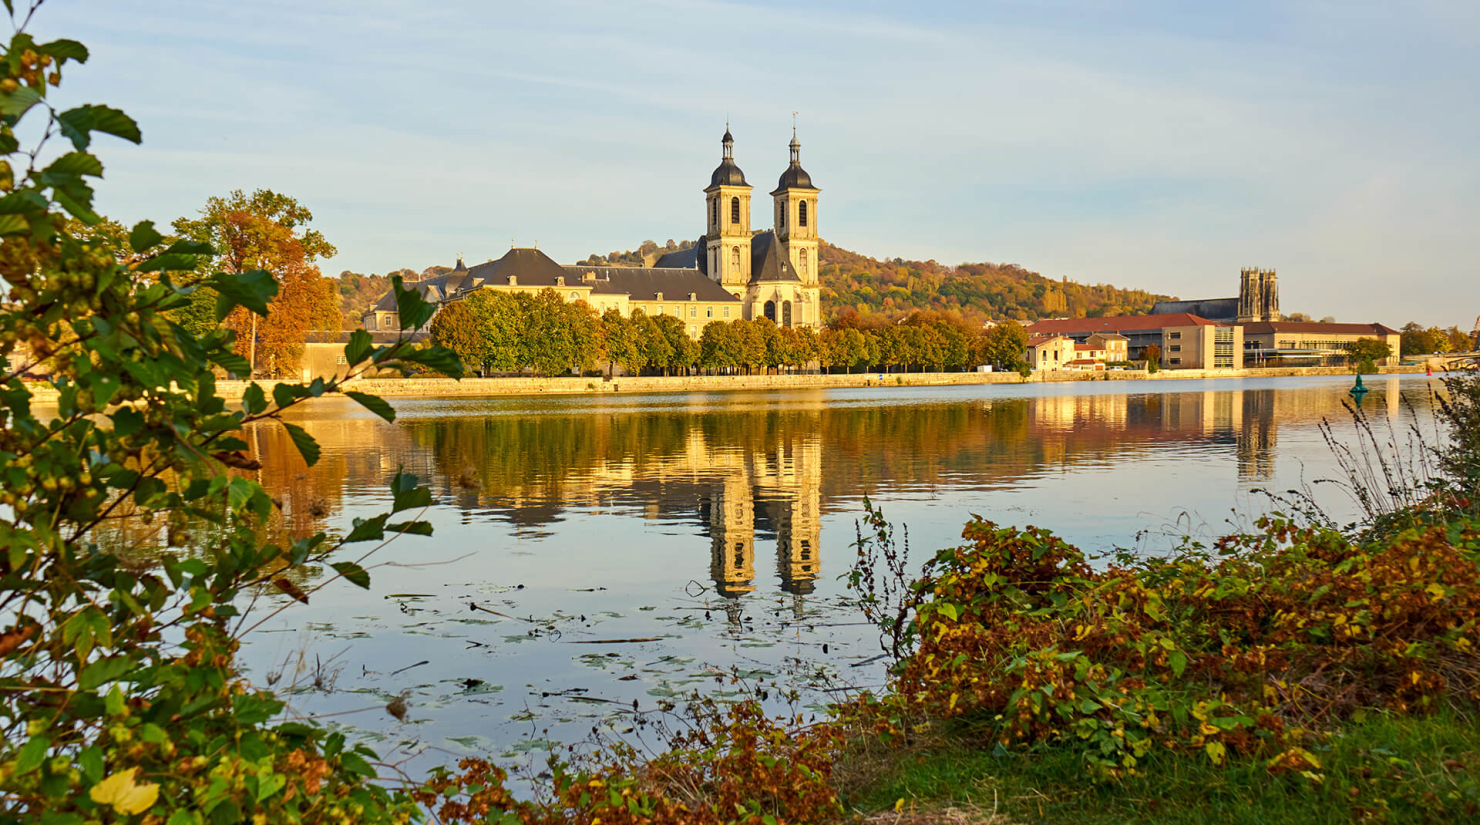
771,129 -> 820,286
705,129 -> 752,294
1238,268 -> 1280,323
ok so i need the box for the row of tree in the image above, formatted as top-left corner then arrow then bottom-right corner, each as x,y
1400,322 -> 1476,356
428,290 -> 1032,377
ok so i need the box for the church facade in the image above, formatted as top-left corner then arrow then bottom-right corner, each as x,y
363,128 -> 823,336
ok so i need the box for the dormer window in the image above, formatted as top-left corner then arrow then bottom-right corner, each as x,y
655,291 -> 663,301
556,275 -> 565,286
688,292 -> 696,301
508,275 -> 517,286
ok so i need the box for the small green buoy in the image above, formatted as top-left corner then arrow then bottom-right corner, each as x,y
1349,372 -> 1369,402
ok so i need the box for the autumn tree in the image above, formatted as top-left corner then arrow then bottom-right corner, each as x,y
430,299 -> 488,375
1144,343 -> 1162,373
172,189 -> 339,377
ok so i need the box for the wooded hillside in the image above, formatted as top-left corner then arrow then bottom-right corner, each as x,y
340,240 -> 1172,326
816,242 -> 1169,323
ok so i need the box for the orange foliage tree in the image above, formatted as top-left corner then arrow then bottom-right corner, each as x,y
172,189 -> 339,376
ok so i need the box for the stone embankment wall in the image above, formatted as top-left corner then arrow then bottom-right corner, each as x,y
22,365 -> 1426,402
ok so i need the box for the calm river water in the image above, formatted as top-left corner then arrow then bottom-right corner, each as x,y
237,374 -> 1440,774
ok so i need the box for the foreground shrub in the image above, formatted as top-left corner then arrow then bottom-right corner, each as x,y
843,516 -> 1480,779
415,700 -> 843,825
0,8 -> 460,822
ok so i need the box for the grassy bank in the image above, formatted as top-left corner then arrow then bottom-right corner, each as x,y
846,709 -> 1480,824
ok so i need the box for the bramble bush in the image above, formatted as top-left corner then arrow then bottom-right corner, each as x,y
846,516 -> 1480,781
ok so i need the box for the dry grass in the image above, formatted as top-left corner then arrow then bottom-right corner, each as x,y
859,802 -> 1018,825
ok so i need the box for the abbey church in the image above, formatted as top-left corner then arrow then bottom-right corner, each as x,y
363,129 -> 823,336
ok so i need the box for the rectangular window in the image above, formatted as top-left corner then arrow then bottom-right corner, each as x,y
672,305 -> 679,316
655,306 -> 663,315
1169,345 -> 1181,353
1170,357 -> 1181,365
707,307 -> 714,318
690,306 -> 697,318
335,355 -> 347,365
723,307 -> 730,318
1168,331 -> 1182,340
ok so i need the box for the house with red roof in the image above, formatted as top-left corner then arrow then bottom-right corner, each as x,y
1027,313 -> 1242,370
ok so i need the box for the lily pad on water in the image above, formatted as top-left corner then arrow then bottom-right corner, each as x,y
446,735 -> 491,752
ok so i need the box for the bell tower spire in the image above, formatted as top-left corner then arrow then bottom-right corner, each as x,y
705,125 -> 753,290
772,120 -> 820,290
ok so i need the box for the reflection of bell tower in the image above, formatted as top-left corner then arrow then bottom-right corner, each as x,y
1237,389 -> 1277,480
709,471 -> 755,596
775,436 -> 822,594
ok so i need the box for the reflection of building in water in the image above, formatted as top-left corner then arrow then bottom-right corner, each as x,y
707,434 -> 823,597
1238,390 -> 1276,481
709,470 -> 756,596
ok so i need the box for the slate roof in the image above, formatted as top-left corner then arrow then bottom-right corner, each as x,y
653,246 -> 699,269
749,230 -> 799,283
1243,321 -> 1398,336
708,157 -> 748,188
368,273 -> 453,313
565,266 -> 740,303
1027,313 -> 1223,335
1151,297 -> 1238,323
465,247 -> 573,289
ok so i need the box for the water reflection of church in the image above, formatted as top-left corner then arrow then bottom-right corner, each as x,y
705,436 -> 821,596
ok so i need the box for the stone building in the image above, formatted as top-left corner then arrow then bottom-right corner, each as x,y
1151,267 -> 1280,324
363,128 -> 823,337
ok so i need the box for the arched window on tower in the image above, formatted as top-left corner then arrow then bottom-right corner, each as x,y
778,201 -> 785,230
730,197 -> 740,225
799,249 -> 809,277
711,198 -> 718,229
731,247 -> 741,273
763,301 -> 776,322
799,200 -> 808,227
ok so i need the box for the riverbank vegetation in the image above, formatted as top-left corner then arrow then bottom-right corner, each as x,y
428,288 -> 1032,377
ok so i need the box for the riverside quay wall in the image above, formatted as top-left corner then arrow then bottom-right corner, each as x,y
233,365 -> 1423,399
21,365 -> 1425,402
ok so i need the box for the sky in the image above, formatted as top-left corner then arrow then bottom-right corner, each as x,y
34,0 -> 1480,326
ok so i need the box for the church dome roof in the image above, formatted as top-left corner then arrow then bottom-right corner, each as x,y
710,157 -> 748,188
774,163 -> 813,191
771,131 -> 818,193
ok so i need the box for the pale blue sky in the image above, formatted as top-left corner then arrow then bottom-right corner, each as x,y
39,0 -> 1480,325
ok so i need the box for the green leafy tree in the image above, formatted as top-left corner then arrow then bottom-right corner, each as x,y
635,310 -> 674,375
976,321 -> 1029,372
1400,322 -> 1451,357
429,298 -> 487,375
700,320 -> 742,373
601,307 -> 645,376
1346,337 -> 1391,373
654,313 -> 697,375
0,16 -> 462,822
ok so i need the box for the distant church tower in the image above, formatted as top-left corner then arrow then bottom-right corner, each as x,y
771,128 -> 820,286
705,128 -> 752,293
1237,267 -> 1280,323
